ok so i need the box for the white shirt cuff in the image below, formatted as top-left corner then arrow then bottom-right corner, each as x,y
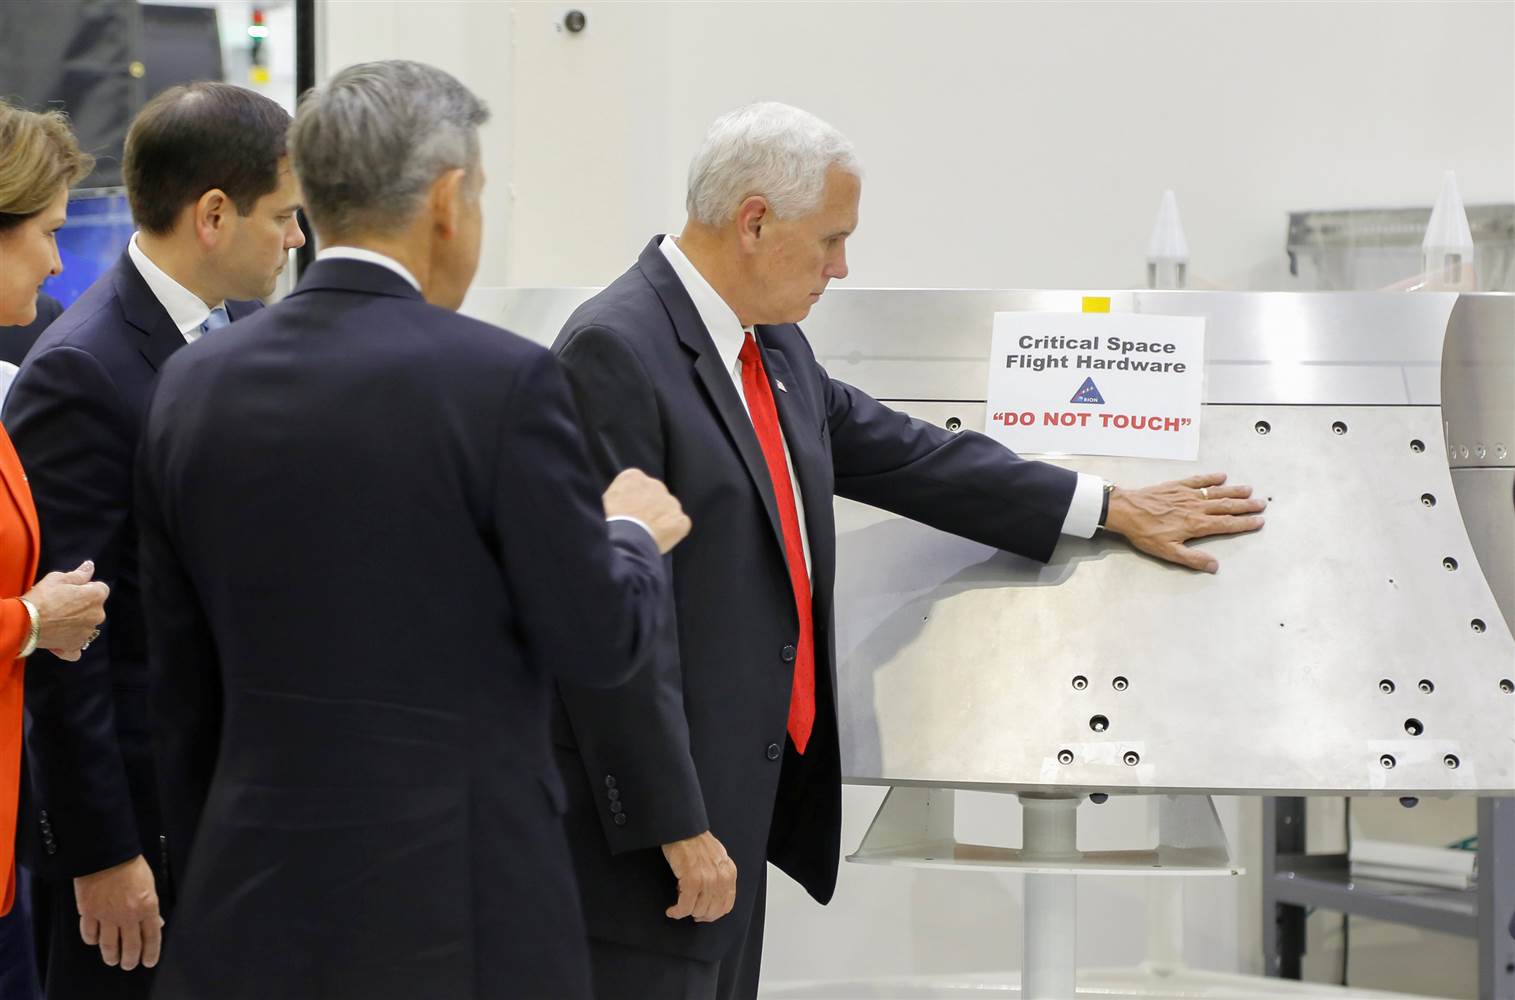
1060,473 -> 1105,538
607,514 -> 657,546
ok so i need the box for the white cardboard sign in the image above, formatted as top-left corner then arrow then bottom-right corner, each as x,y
984,312 -> 1205,460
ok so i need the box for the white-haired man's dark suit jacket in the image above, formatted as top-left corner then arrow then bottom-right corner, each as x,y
551,237 -> 1081,998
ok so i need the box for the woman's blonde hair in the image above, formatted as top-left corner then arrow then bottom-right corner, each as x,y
0,100 -> 94,231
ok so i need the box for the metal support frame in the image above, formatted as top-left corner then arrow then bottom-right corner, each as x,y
293,0 -> 317,276
849,787 -> 1241,997
1264,796 -> 1514,999
1478,799 -> 1515,1000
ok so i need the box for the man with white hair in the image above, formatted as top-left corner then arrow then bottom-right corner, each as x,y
551,102 -> 1266,999
136,61 -> 691,999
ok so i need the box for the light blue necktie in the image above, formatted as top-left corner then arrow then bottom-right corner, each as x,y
199,306 -> 230,337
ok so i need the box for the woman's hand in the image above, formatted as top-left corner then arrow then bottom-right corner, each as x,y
25,559 -> 109,660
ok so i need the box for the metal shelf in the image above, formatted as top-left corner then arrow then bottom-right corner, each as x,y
1269,856 -> 1478,938
1263,797 -> 1514,1000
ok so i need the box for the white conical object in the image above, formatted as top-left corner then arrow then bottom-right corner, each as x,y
1146,190 -> 1190,261
1422,170 -> 1475,257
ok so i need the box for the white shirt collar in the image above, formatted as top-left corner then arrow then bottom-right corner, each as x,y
316,246 -> 422,292
658,235 -> 748,377
127,233 -> 220,340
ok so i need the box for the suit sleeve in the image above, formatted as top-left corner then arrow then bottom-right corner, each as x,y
494,346 -> 668,694
825,372 -> 1077,564
3,346 -> 142,876
552,324 -> 710,854
136,403 -> 220,888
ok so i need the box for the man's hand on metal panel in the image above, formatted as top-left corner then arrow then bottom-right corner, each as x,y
73,853 -> 164,970
602,467 -> 693,554
661,830 -> 738,923
1104,472 -> 1265,573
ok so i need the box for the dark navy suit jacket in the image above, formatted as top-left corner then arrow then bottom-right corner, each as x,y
3,254 -> 260,894
550,238 -> 1078,961
138,259 -> 667,1000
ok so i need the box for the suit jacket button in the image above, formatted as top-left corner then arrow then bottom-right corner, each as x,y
609,801 -> 623,814
613,813 -> 627,827
781,645 -> 796,663
766,743 -> 781,761
604,775 -> 617,789
607,788 -> 620,801
38,810 -> 48,821
45,843 -> 56,855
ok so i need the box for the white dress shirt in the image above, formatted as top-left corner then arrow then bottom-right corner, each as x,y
659,235 -> 815,575
315,245 -> 423,291
658,235 -> 1105,548
127,233 -> 220,343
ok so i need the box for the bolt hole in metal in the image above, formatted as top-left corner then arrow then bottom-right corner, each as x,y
1089,714 -> 1109,733
1421,493 -> 1436,507
1380,754 -> 1396,769
945,416 -> 962,432
1443,556 -> 1458,571
1379,679 -> 1396,694
1071,675 -> 1088,690
1111,676 -> 1129,691
1123,751 -> 1141,767
1254,420 -> 1271,435
1471,618 -> 1486,633
1444,754 -> 1461,770
1404,718 -> 1424,736
1500,679 -> 1514,694
1057,749 -> 1074,765
1418,679 -> 1435,694
1410,438 -> 1425,453
1331,420 -> 1348,435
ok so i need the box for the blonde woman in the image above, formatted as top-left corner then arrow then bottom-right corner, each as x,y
0,101 -> 111,918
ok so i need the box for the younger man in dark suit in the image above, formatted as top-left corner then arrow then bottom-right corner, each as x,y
3,83 -> 305,996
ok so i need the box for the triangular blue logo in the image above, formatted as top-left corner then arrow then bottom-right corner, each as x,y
1070,377 -> 1105,404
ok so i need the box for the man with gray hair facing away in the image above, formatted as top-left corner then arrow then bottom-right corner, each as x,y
138,60 -> 691,1000
552,102 -> 1265,999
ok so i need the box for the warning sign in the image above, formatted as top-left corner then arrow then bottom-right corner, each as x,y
984,311 -> 1205,460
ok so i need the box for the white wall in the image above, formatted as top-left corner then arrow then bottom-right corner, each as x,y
320,0 -> 515,291
318,2 -> 1511,993
319,0 -> 1515,294
500,1 -> 1514,292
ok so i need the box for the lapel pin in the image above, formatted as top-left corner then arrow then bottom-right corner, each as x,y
775,380 -> 788,393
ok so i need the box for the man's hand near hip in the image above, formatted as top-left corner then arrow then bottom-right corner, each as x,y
74,854 -> 163,971
662,830 -> 737,923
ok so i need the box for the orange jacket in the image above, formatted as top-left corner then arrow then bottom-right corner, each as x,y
0,425 -> 39,916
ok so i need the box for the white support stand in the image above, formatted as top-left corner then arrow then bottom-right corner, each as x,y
847,787 -> 1242,998
1021,797 -> 1080,999
849,786 -> 1240,875
1143,797 -> 1187,975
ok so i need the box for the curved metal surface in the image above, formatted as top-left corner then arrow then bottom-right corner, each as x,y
490,287 -> 1515,796
832,402 -> 1513,796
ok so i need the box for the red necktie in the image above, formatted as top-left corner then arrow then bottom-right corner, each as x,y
738,332 -> 815,754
